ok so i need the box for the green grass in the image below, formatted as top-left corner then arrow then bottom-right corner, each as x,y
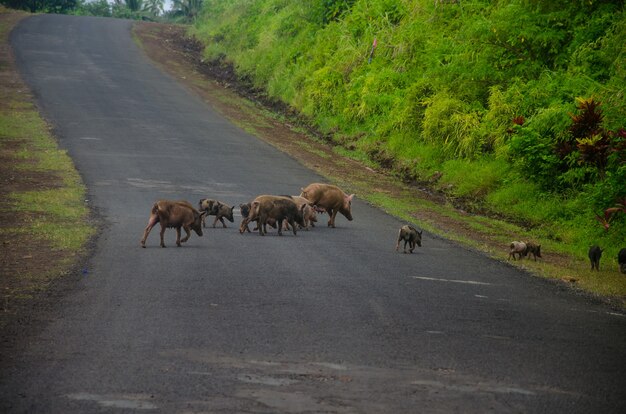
0,9 -> 94,296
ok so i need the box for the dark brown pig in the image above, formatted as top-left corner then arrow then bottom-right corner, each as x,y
618,248 -> 626,274
246,195 -> 305,236
588,245 -> 603,270
141,200 -> 206,248
299,183 -> 354,228
281,195 -> 317,231
525,242 -> 542,261
239,202 -> 277,233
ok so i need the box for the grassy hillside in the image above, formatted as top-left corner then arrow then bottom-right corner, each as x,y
191,0 -> 625,264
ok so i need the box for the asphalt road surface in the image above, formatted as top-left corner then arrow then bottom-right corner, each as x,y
3,14 -> 626,413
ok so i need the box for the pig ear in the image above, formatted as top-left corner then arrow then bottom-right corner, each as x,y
346,194 -> 355,202
200,210 -> 207,217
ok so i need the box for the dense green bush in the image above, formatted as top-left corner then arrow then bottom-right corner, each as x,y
193,0 -> 626,252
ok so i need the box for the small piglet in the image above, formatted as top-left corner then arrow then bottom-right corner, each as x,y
508,241 -> 527,260
618,248 -> 626,274
199,198 -> 234,228
588,245 -> 603,271
396,225 -> 422,254
526,242 -> 542,261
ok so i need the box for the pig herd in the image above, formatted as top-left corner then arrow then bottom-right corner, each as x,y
139,181 -> 625,273
140,183 -> 367,248
507,240 -> 626,274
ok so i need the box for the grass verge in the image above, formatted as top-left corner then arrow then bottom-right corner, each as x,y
0,8 -> 95,325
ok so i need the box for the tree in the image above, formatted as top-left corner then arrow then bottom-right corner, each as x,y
142,0 -> 163,17
170,0 -> 203,21
1,0 -> 77,13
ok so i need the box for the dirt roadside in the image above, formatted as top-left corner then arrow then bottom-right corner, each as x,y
133,22 -> 625,309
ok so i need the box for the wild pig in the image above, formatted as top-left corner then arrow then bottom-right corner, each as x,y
282,195 -> 317,231
199,199 -> 234,228
618,248 -> 626,274
395,225 -> 422,253
300,183 -> 354,228
198,198 -> 218,228
508,241 -> 527,260
525,242 -> 542,261
239,203 -> 252,233
141,200 -> 206,248
246,195 -> 306,236
239,202 -> 276,233
588,245 -> 603,271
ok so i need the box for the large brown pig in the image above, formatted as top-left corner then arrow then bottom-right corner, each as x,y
300,183 -> 354,228
140,200 -> 206,248
244,195 -> 305,236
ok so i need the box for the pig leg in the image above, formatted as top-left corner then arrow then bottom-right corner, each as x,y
159,223 -> 168,248
395,229 -> 403,251
180,225 -> 191,244
409,239 -> 416,253
219,217 -> 227,228
175,226 -> 182,247
239,217 -> 250,234
289,219 -> 297,236
140,214 -> 159,248
258,215 -> 266,236
327,208 -> 336,227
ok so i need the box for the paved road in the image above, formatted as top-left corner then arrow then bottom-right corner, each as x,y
3,14 -> 625,413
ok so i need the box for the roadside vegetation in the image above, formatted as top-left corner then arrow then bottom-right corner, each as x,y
0,7 -> 94,323
188,0 -> 625,277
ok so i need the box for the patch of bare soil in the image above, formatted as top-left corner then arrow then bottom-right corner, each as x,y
135,22 -> 626,309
